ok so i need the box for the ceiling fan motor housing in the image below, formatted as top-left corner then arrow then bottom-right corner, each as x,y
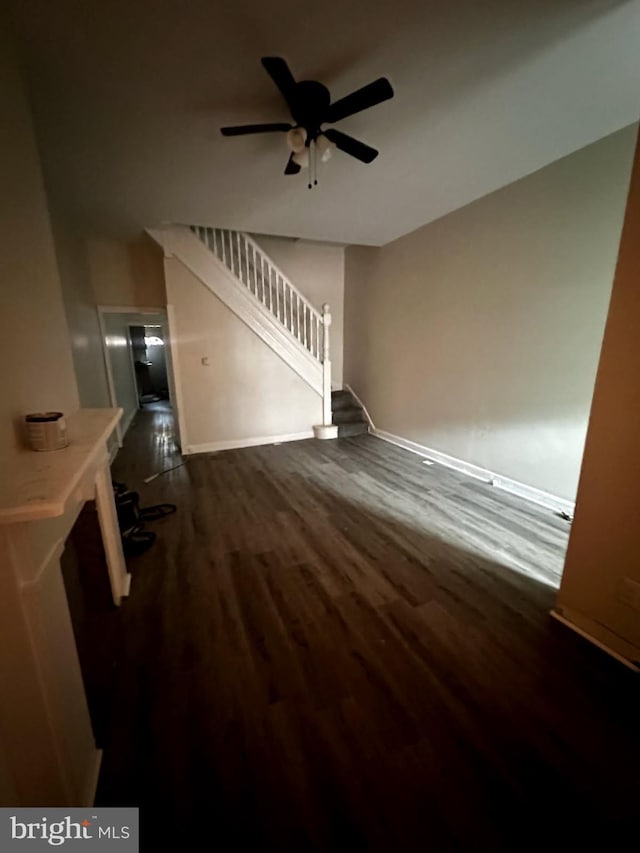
290,81 -> 331,138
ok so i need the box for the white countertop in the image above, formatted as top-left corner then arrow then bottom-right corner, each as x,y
0,408 -> 122,524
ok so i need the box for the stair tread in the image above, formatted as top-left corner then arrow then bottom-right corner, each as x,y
337,422 -> 368,437
332,393 -> 358,411
332,408 -> 367,424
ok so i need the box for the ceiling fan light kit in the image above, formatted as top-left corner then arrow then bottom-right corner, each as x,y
286,127 -> 307,153
220,56 -> 394,188
292,149 -> 309,168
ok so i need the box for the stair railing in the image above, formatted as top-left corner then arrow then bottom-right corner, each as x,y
191,226 -> 333,426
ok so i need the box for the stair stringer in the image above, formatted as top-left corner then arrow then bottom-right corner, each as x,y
147,226 -> 323,396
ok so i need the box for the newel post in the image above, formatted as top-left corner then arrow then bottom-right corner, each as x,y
312,305 -> 338,439
322,303 -> 332,427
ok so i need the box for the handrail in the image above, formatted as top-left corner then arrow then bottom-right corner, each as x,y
239,232 -> 323,321
190,225 -> 333,427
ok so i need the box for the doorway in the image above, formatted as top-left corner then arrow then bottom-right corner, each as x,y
129,324 -> 170,406
98,308 -> 180,447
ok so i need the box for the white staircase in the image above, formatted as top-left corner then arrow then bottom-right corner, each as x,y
147,224 -> 337,438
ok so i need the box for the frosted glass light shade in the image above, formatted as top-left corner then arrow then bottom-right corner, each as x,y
292,149 -> 309,168
316,134 -> 334,162
286,127 -> 307,153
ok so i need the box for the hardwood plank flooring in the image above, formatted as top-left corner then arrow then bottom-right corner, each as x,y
98,402 -> 640,850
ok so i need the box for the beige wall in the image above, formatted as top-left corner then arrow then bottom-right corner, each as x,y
87,235 -> 166,307
344,127 -> 637,500
253,236 -> 345,387
0,39 -> 79,457
50,211 -> 111,409
165,258 -> 321,450
0,37 -> 95,805
556,129 -> 640,661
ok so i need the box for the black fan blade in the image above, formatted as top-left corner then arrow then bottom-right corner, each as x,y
261,57 -> 297,110
325,77 -> 394,124
284,154 -> 301,175
323,129 -> 378,164
221,122 -> 292,136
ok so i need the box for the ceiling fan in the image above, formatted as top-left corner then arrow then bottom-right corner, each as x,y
220,57 -> 394,186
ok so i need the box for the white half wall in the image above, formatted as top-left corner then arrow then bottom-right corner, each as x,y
164,257 -> 322,452
344,127 -> 637,502
252,235 -> 345,387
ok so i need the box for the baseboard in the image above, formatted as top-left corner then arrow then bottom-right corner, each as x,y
372,428 -> 575,515
344,384 -> 375,429
373,429 -> 491,481
120,408 -> 137,439
550,607 -> 640,672
490,473 -> 574,516
185,430 -> 314,455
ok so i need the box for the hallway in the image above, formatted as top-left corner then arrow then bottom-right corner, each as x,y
98,406 -> 640,850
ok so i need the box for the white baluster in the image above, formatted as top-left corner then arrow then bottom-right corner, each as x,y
322,304 -> 332,426
260,257 -> 265,306
292,293 -> 297,339
266,264 -> 271,310
299,298 -> 303,341
262,258 -> 268,306
253,248 -> 259,297
222,231 -> 229,268
233,232 -> 239,277
272,269 -> 276,313
286,284 -> 289,328
275,272 -> 280,321
239,234 -> 246,286
267,265 -> 272,312
243,236 -> 249,288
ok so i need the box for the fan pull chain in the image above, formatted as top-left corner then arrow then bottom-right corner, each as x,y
307,139 -> 320,189
313,138 -> 318,187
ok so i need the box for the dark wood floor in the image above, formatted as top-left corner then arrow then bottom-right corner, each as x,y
97,404 -> 639,850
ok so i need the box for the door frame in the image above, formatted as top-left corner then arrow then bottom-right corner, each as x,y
97,306 -> 175,447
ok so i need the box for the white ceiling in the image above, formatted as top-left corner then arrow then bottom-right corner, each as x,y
11,0 -> 640,246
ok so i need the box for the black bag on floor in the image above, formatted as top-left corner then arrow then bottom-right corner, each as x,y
112,482 -> 177,556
